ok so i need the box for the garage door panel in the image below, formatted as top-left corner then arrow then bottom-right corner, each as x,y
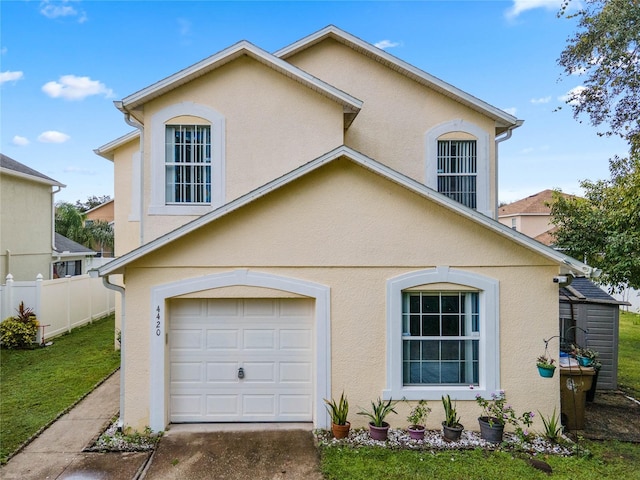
280,329 -> 312,350
170,298 -> 313,423
206,362 -> 239,382
279,362 -> 312,383
172,329 -> 202,350
171,362 -> 203,383
206,329 -> 239,350
243,329 -> 276,349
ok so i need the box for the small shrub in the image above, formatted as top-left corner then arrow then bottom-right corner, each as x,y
0,316 -> 38,349
539,408 -> 563,442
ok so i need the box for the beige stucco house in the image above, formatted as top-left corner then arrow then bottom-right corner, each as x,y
94,26 -> 597,433
0,154 -> 65,281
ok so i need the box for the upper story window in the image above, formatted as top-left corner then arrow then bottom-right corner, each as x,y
165,125 -> 211,204
426,120 -> 491,217
150,102 -> 225,216
437,140 -> 477,209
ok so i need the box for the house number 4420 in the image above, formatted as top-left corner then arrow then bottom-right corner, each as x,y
155,306 -> 161,336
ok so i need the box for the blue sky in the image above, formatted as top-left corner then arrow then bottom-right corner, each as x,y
0,0 -> 629,204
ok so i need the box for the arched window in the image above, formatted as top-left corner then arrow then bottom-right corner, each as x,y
384,267 -> 500,401
425,120 -> 491,217
149,102 -> 225,215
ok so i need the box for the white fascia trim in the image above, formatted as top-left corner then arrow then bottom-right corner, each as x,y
1,168 -> 65,187
121,40 -> 362,117
384,266 -> 499,401
97,144 -> 594,278
94,130 -> 140,161
274,25 -> 521,128
425,119 -> 491,217
149,269 -> 331,432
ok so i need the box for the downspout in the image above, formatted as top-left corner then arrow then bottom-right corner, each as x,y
98,273 -> 126,430
120,105 -> 145,247
494,121 -> 523,219
51,185 -> 62,279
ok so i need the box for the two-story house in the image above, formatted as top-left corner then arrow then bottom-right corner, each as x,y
94,26 -> 597,433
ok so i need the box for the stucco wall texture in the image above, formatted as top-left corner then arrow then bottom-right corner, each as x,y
119,159 -> 560,431
0,174 -> 54,280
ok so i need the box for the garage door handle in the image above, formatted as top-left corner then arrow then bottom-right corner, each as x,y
238,367 -> 245,379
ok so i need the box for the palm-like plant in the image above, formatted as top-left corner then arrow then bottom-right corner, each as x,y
324,392 -> 349,426
357,397 -> 398,427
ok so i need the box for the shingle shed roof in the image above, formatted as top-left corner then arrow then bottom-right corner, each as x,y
560,277 -> 630,305
54,233 -> 96,255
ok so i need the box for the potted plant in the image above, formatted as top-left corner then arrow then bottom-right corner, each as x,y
441,395 -> 463,442
357,397 -> 398,441
324,392 -> 350,439
475,391 -> 534,443
406,400 -> 431,440
536,354 -> 556,378
572,344 -> 599,367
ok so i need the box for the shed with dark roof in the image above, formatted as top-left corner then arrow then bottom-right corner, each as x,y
559,277 -> 629,390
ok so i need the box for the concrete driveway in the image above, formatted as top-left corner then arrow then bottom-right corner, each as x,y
141,424 -> 323,480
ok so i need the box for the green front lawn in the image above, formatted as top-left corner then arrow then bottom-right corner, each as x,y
0,315 -> 120,463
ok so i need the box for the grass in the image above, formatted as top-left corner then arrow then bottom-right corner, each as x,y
618,311 -> 640,398
0,315 -> 120,463
320,310 -> 640,479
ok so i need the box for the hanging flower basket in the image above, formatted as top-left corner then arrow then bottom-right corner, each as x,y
537,364 -> 556,378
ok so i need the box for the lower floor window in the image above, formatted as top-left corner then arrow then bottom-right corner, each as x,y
402,291 -> 479,386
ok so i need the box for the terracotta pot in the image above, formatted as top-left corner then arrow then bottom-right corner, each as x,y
369,422 -> 390,441
442,422 -> 463,442
407,425 -> 425,440
331,421 -> 350,439
478,416 -> 505,443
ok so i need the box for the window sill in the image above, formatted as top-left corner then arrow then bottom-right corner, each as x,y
148,204 -> 213,216
383,386 -> 489,401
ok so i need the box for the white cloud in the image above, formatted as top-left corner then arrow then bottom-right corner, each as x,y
374,39 -> 401,50
38,130 -> 70,143
502,107 -> 518,116
178,18 -> 191,36
1,47 -> 7,55
42,75 -> 114,100
530,96 -> 551,104
40,0 -> 87,23
559,85 -> 587,106
0,71 -> 24,84
12,136 -> 30,146
505,0 -> 563,19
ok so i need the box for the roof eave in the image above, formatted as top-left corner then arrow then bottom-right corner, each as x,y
275,26 -> 522,130
0,167 -> 66,188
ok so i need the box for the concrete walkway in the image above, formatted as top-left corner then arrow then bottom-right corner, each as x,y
0,371 -> 151,480
0,371 -> 323,479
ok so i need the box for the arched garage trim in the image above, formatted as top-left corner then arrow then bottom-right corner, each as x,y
149,269 -> 331,431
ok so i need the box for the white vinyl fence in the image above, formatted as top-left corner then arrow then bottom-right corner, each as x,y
0,273 -> 115,341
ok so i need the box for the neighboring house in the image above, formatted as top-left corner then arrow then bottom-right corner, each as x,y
497,189 -> 572,245
0,154 -> 65,281
94,26 -> 598,433
84,199 -> 115,257
53,233 -> 97,278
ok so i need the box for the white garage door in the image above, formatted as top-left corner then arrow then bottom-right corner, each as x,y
169,298 -> 314,422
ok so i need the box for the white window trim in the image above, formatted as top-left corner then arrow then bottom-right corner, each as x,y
425,120 -> 491,217
384,266 -> 499,401
149,102 -> 225,215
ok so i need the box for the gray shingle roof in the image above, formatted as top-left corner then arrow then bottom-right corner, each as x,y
54,233 -> 96,255
0,153 -> 64,186
560,277 -> 629,305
